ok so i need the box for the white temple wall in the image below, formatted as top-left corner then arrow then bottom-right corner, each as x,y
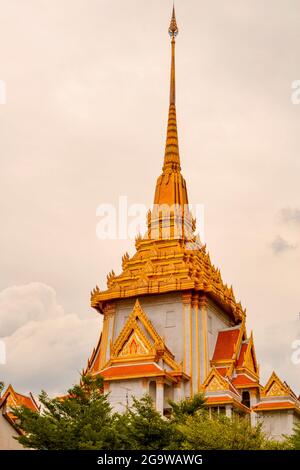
108,379 -> 146,414
0,413 -> 24,450
112,294 -> 235,400
294,413 -> 300,426
258,410 -> 295,441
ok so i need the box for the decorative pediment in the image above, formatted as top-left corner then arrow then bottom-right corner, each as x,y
239,333 -> 259,376
2,385 -> 18,408
202,367 -> 229,392
111,319 -> 154,358
0,384 -> 38,412
206,376 -> 227,392
111,300 -> 163,357
119,331 -> 150,357
109,300 -> 181,371
262,372 -> 290,398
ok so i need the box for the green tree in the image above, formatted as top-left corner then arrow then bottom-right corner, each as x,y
13,375 -> 117,450
287,422 -> 300,450
166,393 -> 206,449
169,393 -> 206,422
12,379 -> 286,451
178,411 -> 269,450
115,395 -> 173,450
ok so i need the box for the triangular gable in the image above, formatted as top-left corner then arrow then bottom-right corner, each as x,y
119,330 -> 151,357
203,367 -> 230,392
1,385 -> 17,407
262,372 -> 291,398
203,367 -> 242,399
108,299 -> 181,371
236,333 -> 259,377
0,385 -> 38,412
111,300 -> 163,357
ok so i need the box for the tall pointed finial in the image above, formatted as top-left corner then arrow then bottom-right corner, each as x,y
154,4 -> 187,203
161,4 -> 180,170
152,5 -> 193,240
168,5 -> 178,106
169,4 -> 178,38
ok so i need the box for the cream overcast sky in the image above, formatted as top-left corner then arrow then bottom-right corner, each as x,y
0,0 -> 300,395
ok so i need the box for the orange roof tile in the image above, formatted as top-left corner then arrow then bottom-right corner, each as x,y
206,396 -> 232,404
254,401 -> 299,412
212,328 -> 240,362
100,363 -> 163,379
232,374 -> 258,387
236,343 -> 248,367
14,392 -> 38,412
0,385 -> 39,412
216,367 -> 228,377
206,396 -> 250,413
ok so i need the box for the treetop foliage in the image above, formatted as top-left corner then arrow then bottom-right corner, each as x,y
11,375 -> 293,450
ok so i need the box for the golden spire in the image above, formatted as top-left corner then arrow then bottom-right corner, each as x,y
169,5 -> 178,105
169,4 -> 179,38
163,5 -> 180,172
150,5 -> 193,242
153,5 -> 188,210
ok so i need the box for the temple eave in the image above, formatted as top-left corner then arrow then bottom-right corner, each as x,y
91,284 -> 245,322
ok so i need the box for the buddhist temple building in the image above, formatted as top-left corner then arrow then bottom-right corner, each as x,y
85,7 -> 300,440
0,384 -> 39,450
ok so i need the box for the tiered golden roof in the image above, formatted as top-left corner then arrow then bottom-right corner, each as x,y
91,7 -> 245,323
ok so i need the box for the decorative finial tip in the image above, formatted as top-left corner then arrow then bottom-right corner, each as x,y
168,5 -> 178,38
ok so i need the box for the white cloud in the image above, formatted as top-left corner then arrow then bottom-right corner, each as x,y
0,283 -> 101,396
0,283 -> 64,337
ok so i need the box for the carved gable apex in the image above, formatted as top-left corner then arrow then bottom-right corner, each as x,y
111,300 -> 165,357
119,330 -> 150,357
262,372 -> 290,398
241,333 -> 259,376
203,367 -> 229,392
207,376 -> 226,392
111,318 -> 154,358
2,385 -> 18,408
1,384 -> 39,412
109,300 -> 181,371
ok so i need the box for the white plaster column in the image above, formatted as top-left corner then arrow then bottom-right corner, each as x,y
156,379 -> 164,415
199,295 -> 209,382
174,382 -> 182,402
99,303 -> 116,368
287,410 -> 294,436
249,389 -> 258,426
142,379 -> 148,394
192,293 -> 200,394
182,293 -> 192,394
225,405 -> 232,418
